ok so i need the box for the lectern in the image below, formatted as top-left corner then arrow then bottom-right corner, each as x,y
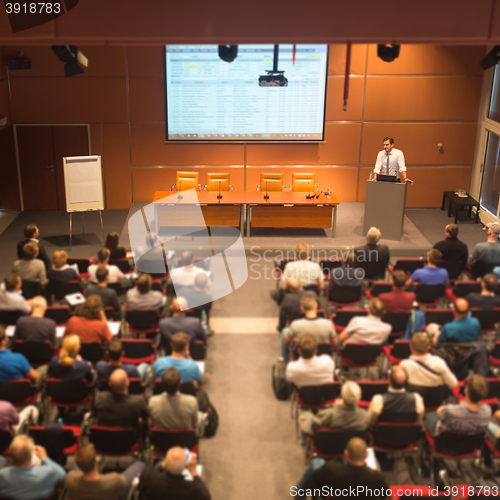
363,180 -> 407,241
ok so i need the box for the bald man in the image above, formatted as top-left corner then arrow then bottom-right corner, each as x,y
93,368 -> 149,429
159,296 -> 206,348
295,438 -> 389,500
434,298 -> 481,345
138,446 -> 211,499
367,365 -> 424,426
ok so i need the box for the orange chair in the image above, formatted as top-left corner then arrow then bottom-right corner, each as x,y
171,171 -> 200,191
257,173 -> 285,192
205,172 -> 233,191
290,173 -> 317,192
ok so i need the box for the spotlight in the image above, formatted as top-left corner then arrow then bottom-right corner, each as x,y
377,44 -> 400,63
51,45 -> 88,77
218,45 -> 238,63
480,46 -> 500,71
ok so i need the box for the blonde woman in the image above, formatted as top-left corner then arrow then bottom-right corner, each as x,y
47,250 -> 81,283
48,334 -> 93,383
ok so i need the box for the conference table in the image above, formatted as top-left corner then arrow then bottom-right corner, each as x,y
152,190 -> 339,237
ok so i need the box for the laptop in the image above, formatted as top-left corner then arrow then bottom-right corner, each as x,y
377,174 -> 398,183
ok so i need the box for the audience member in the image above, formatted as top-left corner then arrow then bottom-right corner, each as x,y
354,226 -> 390,273
159,297 -> 206,347
93,368 -> 149,429
126,273 -> 165,311
65,443 -> 143,500
65,295 -> 112,345
182,273 -> 213,315
282,295 -> 335,360
406,249 -> 448,286
299,381 -> 369,436
400,333 -> 458,389
0,326 -> 38,383
433,298 -> 481,344
138,447 -> 210,500
470,222 -> 500,267
169,250 -> 205,289
330,251 -> 363,287
48,334 -> 94,383
0,436 -> 66,500
16,224 -> 50,268
280,243 -> 324,293
88,248 -> 124,284
465,273 -> 500,309
154,333 -> 203,384
285,334 -> 334,389
149,367 -> 199,430
278,278 -> 317,331
47,249 -> 81,282
295,438 -> 388,500
378,269 -> 416,313
12,241 -> 48,287
86,267 -> 121,316
0,400 -> 39,432
105,231 -> 127,259
338,298 -> 391,345
433,224 -> 469,265
0,273 -> 31,313
368,365 -> 424,425
96,338 -> 148,382
13,295 -> 56,345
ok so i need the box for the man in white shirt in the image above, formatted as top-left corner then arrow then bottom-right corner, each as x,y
281,243 -> 324,292
169,251 -> 205,291
373,137 -> 413,184
286,334 -> 334,389
0,273 -> 31,313
88,248 -> 124,284
400,333 -> 458,389
338,298 -> 391,345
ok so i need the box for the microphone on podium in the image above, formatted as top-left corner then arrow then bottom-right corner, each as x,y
217,180 -> 223,201
263,181 -> 269,200
177,181 -> 183,199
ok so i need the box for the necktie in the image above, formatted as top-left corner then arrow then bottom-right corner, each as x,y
386,153 -> 390,175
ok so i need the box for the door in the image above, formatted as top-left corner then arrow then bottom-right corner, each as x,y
479,131 -> 500,218
16,125 -> 90,210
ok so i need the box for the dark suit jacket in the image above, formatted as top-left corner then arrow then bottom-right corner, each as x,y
17,239 -> 50,268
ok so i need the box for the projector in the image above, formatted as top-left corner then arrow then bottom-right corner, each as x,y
259,71 -> 288,87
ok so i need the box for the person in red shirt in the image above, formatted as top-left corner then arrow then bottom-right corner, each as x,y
378,270 -> 416,313
65,295 -> 112,345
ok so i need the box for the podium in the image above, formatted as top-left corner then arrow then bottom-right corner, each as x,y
363,180 -> 407,241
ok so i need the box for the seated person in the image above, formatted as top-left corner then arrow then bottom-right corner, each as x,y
126,273 -> 165,311
148,367 -> 200,430
65,295 -> 112,345
279,278 -> 318,331
13,295 -> 56,345
0,436 -> 66,500
16,224 -> 50,268
378,269 -> 416,313
338,298 -> 391,345
138,447 -> 210,500
159,297 -> 206,347
47,249 -> 81,282
433,223 -> 468,265
280,242 -> 324,294
281,294 -> 335,361
86,267 -> 121,317
169,250 -> 205,290
105,231 -> 127,259
354,226 -> 390,277
12,241 -> 48,288
330,251 -> 363,288
0,400 -> 39,432
465,273 -> 500,309
367,365 -> 424,425
285,334 -> 334,389
65,443 -> 143,500
470,222 -> 500,268
299,381 -> 369,436
48,334 -> 94,383
96,337 -> 148,382
154,333 -> 204,384
433,298 -> 481,345
88,248 -> 124,284
400,333 -> 458,390
0,326 -> 38,383
430,374 -> 491,436
0,273 -> 31,313
93,368 -> 149,429
182,273 -> 213,317
406,249 -> 449,286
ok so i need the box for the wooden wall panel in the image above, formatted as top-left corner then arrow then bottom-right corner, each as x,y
0,127 -> 21,209
328,44 -> 367,75
89,123 -> 102,156
102,124 -> 131,209
0,79 -> 11,127
127,46 -> 165,77
360,123 -> 478,166
364,76 -> 482,121
130,123 -> 245,166
129,77 -> 165,122
326,76 -> 364,121
11,77 -> 128,123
